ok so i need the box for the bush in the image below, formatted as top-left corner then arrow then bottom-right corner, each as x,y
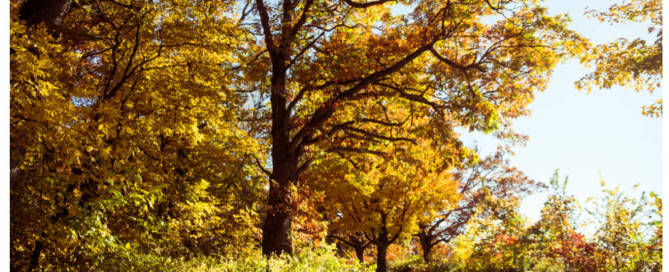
390,257 -> 463,272
99,244 -> 372,272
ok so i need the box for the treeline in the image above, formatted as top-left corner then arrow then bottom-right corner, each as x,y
9,0 -> 661,271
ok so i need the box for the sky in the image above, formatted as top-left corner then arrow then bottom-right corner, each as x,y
458,0 -> 663,225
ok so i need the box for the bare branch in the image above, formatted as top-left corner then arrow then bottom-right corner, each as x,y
286,86 -> 310,114
287,31 -> 325,69
294,158 -> 312,177
237,0 -> 253,25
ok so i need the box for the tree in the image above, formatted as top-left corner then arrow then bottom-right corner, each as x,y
460,192 -> 538,271
329,231 -> 372,263
306,116 -> 462,272
11,0 -> 264,270
416,148 -> 540,263
586,177 -> 662,271
237,0 -> 584,256
577,0 -> 662,117
531,170 -> 599,271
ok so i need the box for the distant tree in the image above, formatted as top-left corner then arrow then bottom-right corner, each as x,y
328,231 -> 371,263
306,117 -> 463,272
531,171 -> 598,271
416,148 -> 540,263
460,193 -> 538,271
587,177 -> 662,271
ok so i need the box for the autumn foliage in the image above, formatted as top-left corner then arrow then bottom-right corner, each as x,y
9,0 -> 661,271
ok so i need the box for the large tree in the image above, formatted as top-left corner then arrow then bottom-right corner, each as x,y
237,0 -> 584,256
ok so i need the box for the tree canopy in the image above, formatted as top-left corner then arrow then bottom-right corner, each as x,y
577,0 -> 662,117
236,0 -> 584,257
9,0 -> 660,271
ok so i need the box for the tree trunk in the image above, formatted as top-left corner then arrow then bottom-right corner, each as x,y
261,154 -> 297,255
376,243 -> 389,272
336,242 -> 346,258
418,230 -> 433,263
355,246 -> 365,263
261,60 -> 297,255
421,242 -> 433,263
260,196 -> 292,255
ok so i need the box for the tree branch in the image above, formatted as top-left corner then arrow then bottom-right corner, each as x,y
326,147 -> 386,157
289,37 -> 440,150
340,126 -> 417,144
252,155 -> 272,176
255,0 -> 276,55
288,0 -> 315,42
342,0 -> 394,8
429,46 -> 487,73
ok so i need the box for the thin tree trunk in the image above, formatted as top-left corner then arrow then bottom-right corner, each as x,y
10,143 -> 25,192
421,242 -> 433,263
376,243 -> 389,272
355,246 -> 365,263
418,230 -> 434,263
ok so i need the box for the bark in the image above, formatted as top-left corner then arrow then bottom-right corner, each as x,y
260,176 -> 294,255
260,148 -> 298,255
336,242 -> 347,258
376,242 -> 389,272
418,229 -> 434,263
421,241 -> 433,263
257,0 -> 302,255
355,246 -> 365,263
261,55 -> 298,255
